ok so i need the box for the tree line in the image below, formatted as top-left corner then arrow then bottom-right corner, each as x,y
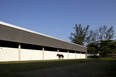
69,24 -> 116,57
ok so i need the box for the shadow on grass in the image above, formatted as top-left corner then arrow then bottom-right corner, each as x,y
0,58 -> 116,77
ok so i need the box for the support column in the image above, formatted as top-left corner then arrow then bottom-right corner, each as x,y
18,44 -> 21,61
85,52 -> 87,58
42,47 -> 44,60
0,47 -> 2,53
80,52 -> 81,59
68,50 -> 69,59
57,49 -> 59,54
0,47 -> 2,50
75,51 -> 76,59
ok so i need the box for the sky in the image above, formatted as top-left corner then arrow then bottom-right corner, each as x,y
0,0 -> 116,41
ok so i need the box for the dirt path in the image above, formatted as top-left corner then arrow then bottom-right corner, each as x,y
17,62 -> 108,77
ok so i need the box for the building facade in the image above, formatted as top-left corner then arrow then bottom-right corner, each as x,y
0,21 -> 87,61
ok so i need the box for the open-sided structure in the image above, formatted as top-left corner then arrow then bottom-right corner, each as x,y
0,21 -> 87,61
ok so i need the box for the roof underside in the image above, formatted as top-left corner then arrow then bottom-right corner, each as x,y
0,22 -> 87,52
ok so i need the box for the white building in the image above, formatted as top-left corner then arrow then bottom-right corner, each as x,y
0,21 -> 87,61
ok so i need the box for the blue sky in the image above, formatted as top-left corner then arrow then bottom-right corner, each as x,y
0,0 -> 116,41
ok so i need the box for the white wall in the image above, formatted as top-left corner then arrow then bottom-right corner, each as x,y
0,47 -> 86,61
44,50 -> 58,60
58,52 -> 86,59
0,47 -> 19,61
76,53 -> 81,59
20,49 -> 42,61
69,53 -> 75,59
59,52 -> 68,59
81,54 -> 86,59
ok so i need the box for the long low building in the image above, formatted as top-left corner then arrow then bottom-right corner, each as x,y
0,21 -> 87,61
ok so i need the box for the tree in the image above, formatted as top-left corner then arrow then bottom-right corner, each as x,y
99,40 -> 116,57
87,43 -> 97,55
87,40 -> 116,57
87,25 -> 114,44
110,41 -> 116,53
69,24 -> 115,57
69,24 -> 89,45
86,26 -> 115,57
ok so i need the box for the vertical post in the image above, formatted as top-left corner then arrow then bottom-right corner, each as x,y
85,52 -> 87,58
42,47 -> 44,60
0,47 -> 1,53
57,49 -> 59,59
18,44 -> 21,61
80,52 -> 81,59
75,51 -> 76,59
57,49 -> 59,54
68,50 -> 69,59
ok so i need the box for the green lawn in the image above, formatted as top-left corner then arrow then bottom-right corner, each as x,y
0,58 -> 116,77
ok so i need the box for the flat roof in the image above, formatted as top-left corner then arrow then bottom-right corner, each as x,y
0,21 -> 87,52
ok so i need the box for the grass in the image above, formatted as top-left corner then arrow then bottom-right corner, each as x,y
0,59 -> 92,72
0,58 -> 116,77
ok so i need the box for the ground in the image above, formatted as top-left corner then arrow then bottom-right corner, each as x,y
0,58 -> 116,77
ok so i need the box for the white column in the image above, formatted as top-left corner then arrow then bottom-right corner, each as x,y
85,52 -> 87,58
0,47 -> 2,51
80,52 -> 81,59
68,50 -> 69,59
42,47 -> 44,60
18,44 -> 21,61
57,49 -> 59,54
75,51 -> 76,59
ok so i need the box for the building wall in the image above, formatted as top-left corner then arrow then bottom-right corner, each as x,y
76,54 -> 81,59
69,53 -> 76,59
81,54 -> 86,58
44,50 -> 58,60
0,47 -> 86,62
0,47 -> 19,61
59,52 -> 68,59
21,49 -> 42,61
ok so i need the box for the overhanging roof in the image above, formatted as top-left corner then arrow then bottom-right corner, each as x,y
0,21 -> 87,52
